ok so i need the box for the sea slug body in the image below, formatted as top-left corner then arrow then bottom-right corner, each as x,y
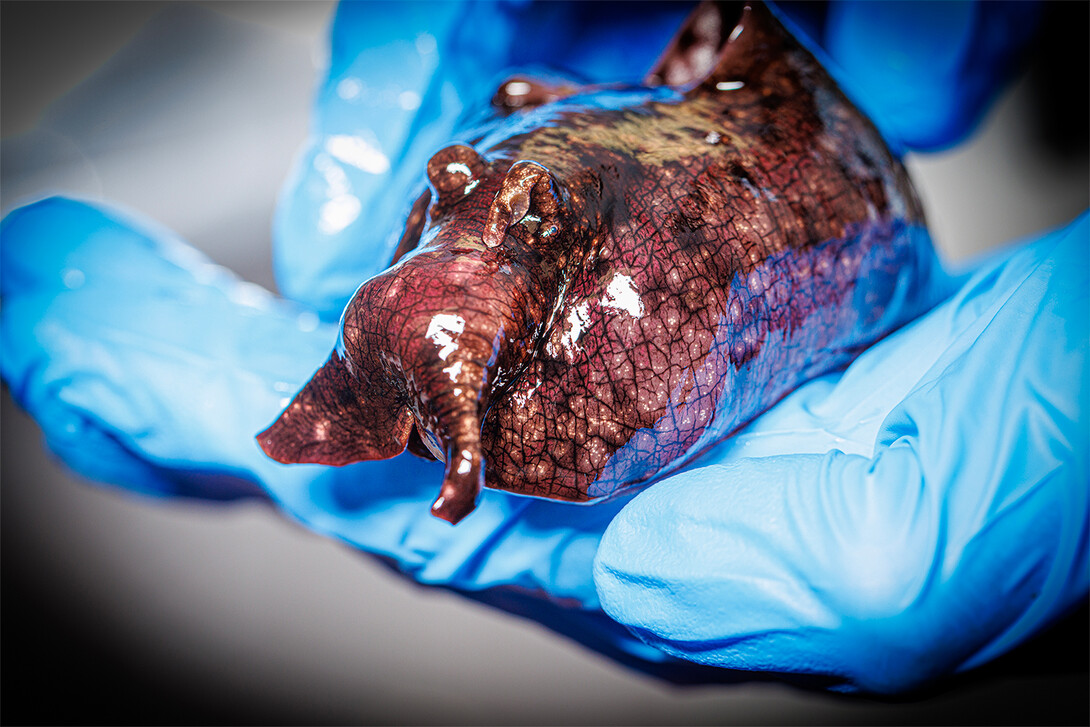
259,2 -> 937,523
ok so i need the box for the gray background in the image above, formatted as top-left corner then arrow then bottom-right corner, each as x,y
2,2 -> 1087,724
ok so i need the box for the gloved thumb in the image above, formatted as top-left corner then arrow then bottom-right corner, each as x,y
594,215 -> 1089,693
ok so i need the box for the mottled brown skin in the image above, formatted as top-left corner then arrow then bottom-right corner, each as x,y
259,2 -> 935,524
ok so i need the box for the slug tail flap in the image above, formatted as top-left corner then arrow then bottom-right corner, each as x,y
646,1 -> 790,92
258,352 -> 412,466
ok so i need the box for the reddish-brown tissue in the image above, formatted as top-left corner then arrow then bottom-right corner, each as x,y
259,2 -> 936,524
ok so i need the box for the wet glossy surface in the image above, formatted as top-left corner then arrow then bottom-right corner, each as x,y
260,2 -> 936,523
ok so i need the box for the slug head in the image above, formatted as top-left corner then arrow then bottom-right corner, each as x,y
259,145 -> 596,525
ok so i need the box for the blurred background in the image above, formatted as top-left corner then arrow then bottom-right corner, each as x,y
2,1 -> 1087,724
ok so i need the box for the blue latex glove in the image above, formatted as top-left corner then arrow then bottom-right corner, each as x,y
2,0 -> 1077,694
778,0 -> 1041,152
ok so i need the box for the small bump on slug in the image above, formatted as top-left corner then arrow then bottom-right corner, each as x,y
491,76 -> 585,115
427,144 -> 487,200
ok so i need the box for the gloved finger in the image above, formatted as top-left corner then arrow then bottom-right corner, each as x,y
595,214 -> 1089,693
819,0 -> 1041,151
0,197 -> 625,593
0,198 -> 590,591
0,198 -> 668,628
0,197 -> 655,674
1,197 -> 335,495
0,197 -> 725,675
273,1 -> 693,318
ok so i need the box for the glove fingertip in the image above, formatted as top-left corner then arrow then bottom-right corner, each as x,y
593,466 -> 750,627
1,197 -> 157,296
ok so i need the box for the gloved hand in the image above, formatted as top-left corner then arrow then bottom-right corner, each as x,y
2,0 -> 1079,694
